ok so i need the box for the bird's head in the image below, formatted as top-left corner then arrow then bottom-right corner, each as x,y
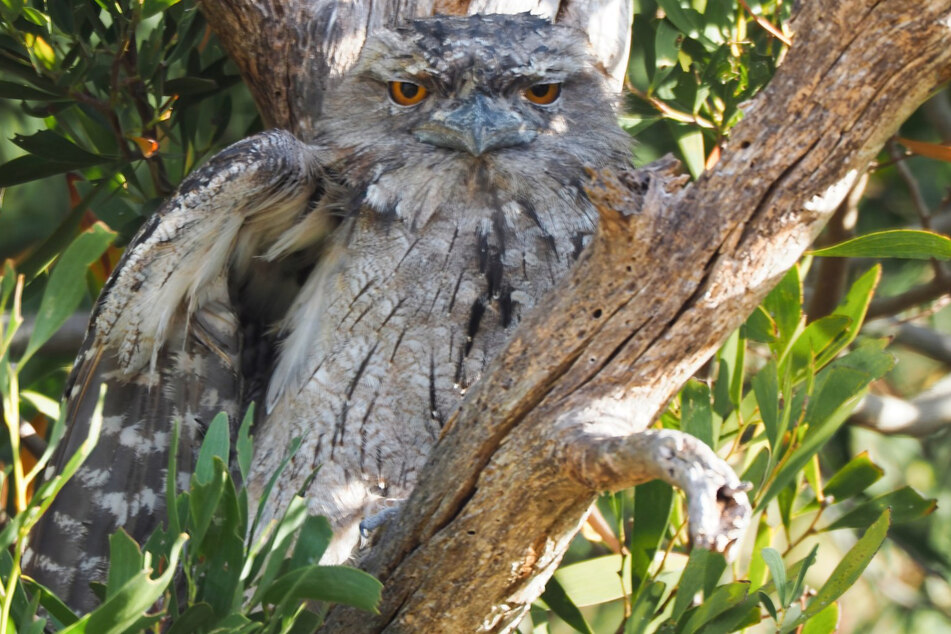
317,12 -> 631,224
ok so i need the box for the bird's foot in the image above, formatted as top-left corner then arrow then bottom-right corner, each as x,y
359,499 -> 405,538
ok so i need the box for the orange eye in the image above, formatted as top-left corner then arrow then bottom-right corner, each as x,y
524,83 -> 561,105
388,81 -> 428,106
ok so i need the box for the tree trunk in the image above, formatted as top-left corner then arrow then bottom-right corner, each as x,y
196,0 -> 951,631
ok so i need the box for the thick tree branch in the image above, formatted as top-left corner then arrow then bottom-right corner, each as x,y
853,374 -> 951,437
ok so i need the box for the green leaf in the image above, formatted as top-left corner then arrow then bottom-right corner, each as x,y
800,602 -> 839,634
822,451 -> 883,502
0,80 -> 63,100
744,305 -> 777,343
752,360 -> 779,450
619,114 -> 661,136
21,578 -> 78,626
668,121 -> 705,179
763,266 -> 803,357
760,548 -> 787,607
194,411 -> 231,486
541,576 -> 594,634
247,495 -> 309,607
655,19 -> 682,69
748,516 -> 772,591
288,515 -> 333,570
790,544 -> 819,606
816,266 -> 879,368
262,565 -> 382,613
811,229 -> 951,260
823,486 -> 936,531
758,591 -> 778,621
163,76 -> 219,96
759,343 -> 892,507
701,597 -> 762,634
164,603 -> 216,634
237,403 -> 254,481
60,533 -> 188,634
655,0 -> 707,43
800,510 -> 890,621
626,581 -> 665,634
631,480 -> 674,591
676,582 -> 749,634
142,0 -> 181,18
0,154 -> 80,188
11,130 -> 111,164
553,555 -> 630,607
188,457 -> 227,550
671,548 -> 726,620
194,464 -> 245,617
249,437 -> 302,543
681,379 -> 714,448
105,530 -> 145,600
797,316 -> 850,372
20,223 -> 115,364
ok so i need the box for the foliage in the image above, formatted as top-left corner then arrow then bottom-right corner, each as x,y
1,255 -> 382,631
0,0 -> 257,263
1,0 -> 950,633
624,0 -> 791,175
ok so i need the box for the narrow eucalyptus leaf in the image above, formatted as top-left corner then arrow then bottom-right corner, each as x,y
802,510 -> 890,621
541,576 -> 594,634
811,229 -> 951,260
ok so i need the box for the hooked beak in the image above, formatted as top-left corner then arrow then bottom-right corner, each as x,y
414,94 -> 537,156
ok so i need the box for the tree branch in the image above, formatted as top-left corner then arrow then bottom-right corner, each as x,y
560,425 -> 751,558
853,377 -> 951,437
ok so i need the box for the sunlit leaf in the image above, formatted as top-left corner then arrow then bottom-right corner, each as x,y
631,480 -> 674,592
541,576 -> 593,634
105,530 -> 145,600
800,601 -> 839,634
822,451 -> 883,502
811,230 -> 951,260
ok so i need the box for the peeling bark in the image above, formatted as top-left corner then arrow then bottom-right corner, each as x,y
195,0 -> 951,631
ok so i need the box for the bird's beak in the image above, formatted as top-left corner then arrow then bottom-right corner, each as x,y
414,94 -> 537,156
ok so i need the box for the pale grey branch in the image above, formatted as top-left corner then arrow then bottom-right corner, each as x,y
561,425 -> 751,561
6,313 -> 89,358
853,375 -> 951,437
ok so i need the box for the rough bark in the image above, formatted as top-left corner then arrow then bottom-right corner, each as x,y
196,0 -> 951,631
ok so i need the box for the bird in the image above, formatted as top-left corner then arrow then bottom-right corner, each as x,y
25,12 -> 632,611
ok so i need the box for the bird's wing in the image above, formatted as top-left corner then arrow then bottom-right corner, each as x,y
26,129 -> 332,611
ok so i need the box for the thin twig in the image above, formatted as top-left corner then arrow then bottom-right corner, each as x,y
867,276 -> 951,318
624,78 -> 716,129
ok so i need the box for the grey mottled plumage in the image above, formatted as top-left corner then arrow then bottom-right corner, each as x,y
27,13 -> 630,609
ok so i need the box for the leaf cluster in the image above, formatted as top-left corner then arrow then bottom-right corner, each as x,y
0,0 -> 255,262
0,251 -> 381,632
